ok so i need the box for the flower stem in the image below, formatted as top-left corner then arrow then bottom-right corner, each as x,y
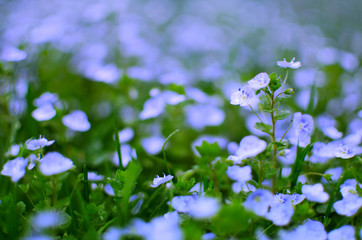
270,96 -> 278,194
278,121 -> 293,143
248,104 -> 264,124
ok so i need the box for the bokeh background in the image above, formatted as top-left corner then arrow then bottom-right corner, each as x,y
1,0 -> 361,178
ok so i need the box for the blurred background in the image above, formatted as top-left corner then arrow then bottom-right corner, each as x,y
0,0 -> 361,176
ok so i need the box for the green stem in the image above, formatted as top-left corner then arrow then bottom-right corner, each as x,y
304,172 -> 325,177
51,177 -> 57,206
248,104 -> 264,124
83,163 -> 89,202
113,107 -> 123,170
270,96 -> 278,194
281,69 -> 289,91
278,121 -> 293,143
162,129 -> 180,175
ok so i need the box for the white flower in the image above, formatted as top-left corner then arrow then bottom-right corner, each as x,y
301,183 -> 329,203
230,85 -> 255,106
39,152 -> 74,176
26,137 -> 55,150
150,174 -> 173,188
248,72 -> 270,90
277,57 -> 301,69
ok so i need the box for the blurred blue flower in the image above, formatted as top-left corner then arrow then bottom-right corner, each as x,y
88,172 -> 104,181
301,183 -> 329,203
150,174 -> 173,188
0,46 -> 27,62
171,195 -> 198,213
289,112 -> 314,148
228,135 -> 267,164
231,182 -> 256,194
33,92 -> 59,108
185,104 -> 225,130
226,165 -> 252,183
230,85 -> 255,106
187,196 -> 220,219
322,167 -> 343,183
39,152 -> 74,176
104,184 -> 115,196
1,157 -> 28,182
32,104 -> 56,121
62,110 -> 91,132
141,136 -> 165,155
274,193 -> 305,205
265,201 -> 294,226
26,137 -> 55,150
279,219 -> 327,240
327,225 -> 355,240
276,57 -> 301,69
333,179 -> 362,217
248,72 -> 270,90
244,189 -> 274,216
32,210 -> 67,230
118,127 -> 134,143
113,144 -> 137,168
202,232 -> 216,240
334,145 -> 355,159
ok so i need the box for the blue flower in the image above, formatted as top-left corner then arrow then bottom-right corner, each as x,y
187,196 -> 220,219
39,152 -> 74,176
26,137 -> 55,150
334,144 -> 355,159
277,57 -> 301,69
301,183 -> 329,203
248,73 -> 270,90
279,219 -> 327,240
265,202 -> 294,226
32,104 -> 56,121
226,165 -> 252,183
0,46 -> 27,62
150,174 -> 174,188
62,110 -> 91,132
333,179 -> 362,217
228,135 -> 267,163
230,85 -> 255,106
32,210 -> 67,230
1,157 -> 28,182
327,225 -> 355,240
244,189 -> 274,216
289,112 -> 314,148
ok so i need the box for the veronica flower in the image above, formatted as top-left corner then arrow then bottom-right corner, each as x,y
327,225 -> 355,240
230,85 -> 255,106
265,202 -> 294,226
289,112 -> 314,148
26,137 -> 55,150
226,165 -> 252,183
279,219 -> 327,240
32,104 -> 56,121
118,127 -> 134,143
244,189 -> 274,216
248,72 -> 270,90
185,104 -> 225,130
301,183 -> 329,203
333,179 -> 362,217
33,92 -> 59,107
276,57 -> 301,69
171,195 -> 198,213
334,145 -> 355,159
62,110 -> 91,132
39,152 -> 74,176
0,46 -> 27,62
187,197 -> 220,219
322,167 -> 343,183
231,181 -> 256,194
88,172 -> 104,181
32,210 -> 67,230
228,135 -> 267,163
141,136 -> 165,155
1,157 -> 28,182
274,193 -> 305,205
150,174 -> 173,188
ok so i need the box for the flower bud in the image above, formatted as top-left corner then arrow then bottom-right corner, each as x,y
284,88 -> 294,95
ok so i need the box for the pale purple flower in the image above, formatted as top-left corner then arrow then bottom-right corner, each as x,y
150,174 -> 173,188
232,182 -> 256,194
118,127 -> 134,143
289,112 -> 314,147
104,184 -> 115,196
333,197 -> 362,217
1,46 -> 27,62
265,202 -> 294,226
33,92 -> 59,107
244,189 -> 274,216
228,135 -> 267,163
277,57 -> 301,69
230,85 -> 255,106
26,137 -> 55,150
62,110 -> 91,132
322,167 -> 343,183
274,193 -> 305,205
141,136 -> 165,155
88,172 -> 104,181
32,104 -> 56,121
188,197 -> 220,219
301,183 -> 329,203
279,219 -> 327,240
32,210 -> 66,229
226,165 -> 252,183
334,145 -> 355,159
248,72 -> 270,90
113,144 -> 137,168
171,195 -> 198,213
39,152 -> 74,176
1,157 -> 28,182
185,104 -> 225,130
327,225 -> 355,240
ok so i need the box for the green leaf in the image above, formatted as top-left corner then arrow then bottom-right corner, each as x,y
307,81 -> 317,114
323,174 -> 333,182
275,94 -> 291,103
16,201 -> 26,215
268,72 -> 281,92
290,143 -> 313,189
275,110 -> 290,120
168,83 -> 186,95
254,122 -> 272,134
195,141 -> 221,160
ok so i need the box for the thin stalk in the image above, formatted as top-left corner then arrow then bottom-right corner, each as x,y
209,163 -> 220,198
162,129 -> 180,175
278,121 -> 293,143
270,96 -> 278,194
83,163 -> 89,202
304,172 -> 325,177
281,69 -> 289,91
248,104 -> 264,124
51,177 -> 57,206
113,107 -> 123,170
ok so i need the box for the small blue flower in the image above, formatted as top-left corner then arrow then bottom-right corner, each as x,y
279,219 -> 327,240
277,57 -> 301,69
39,152 -> 74,176
62,110 -> 91,132
150,174 -> 173,188
228,135 -> 267,163
230,85 -> 255,106
334,144 -> 355,159
301,183 -> 329,203
26,137 -> 55,150
327,225 -> 355,240
32,210 -> 67,230
0,46 -> 27,62
226,165 -> 252,183
188,196 -> 220,219
244,189 -> 274,216
289,112 -> 314,147
1,157 -> 28,182
32,104 -> 56,121
265,202 -> 294,226
248,73 -> 270,90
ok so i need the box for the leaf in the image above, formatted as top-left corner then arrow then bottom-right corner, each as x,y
275,110 -> 290,120
168,83 -> 186,95
323,174 -> 333,182
254,122 -> 272,134
276,95 -> 291,103
289,143 -> 313,189
307,81 -> 317,114
195,141 -> 221,160
268,72 -> 281,92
